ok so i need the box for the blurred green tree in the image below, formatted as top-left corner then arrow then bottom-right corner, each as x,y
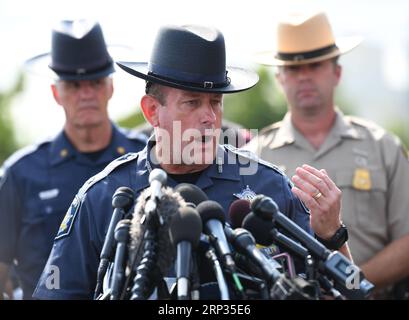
0,73 -> 24,164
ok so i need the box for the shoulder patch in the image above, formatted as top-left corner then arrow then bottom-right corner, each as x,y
226,144 -> 286,177
55,194 -> 82,239
2,138 -> 52,170
54,152 -> 139,240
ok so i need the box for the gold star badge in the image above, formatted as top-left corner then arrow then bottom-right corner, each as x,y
117,146 -> 126,155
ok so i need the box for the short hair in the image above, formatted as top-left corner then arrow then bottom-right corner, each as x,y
145,81 -> 167,105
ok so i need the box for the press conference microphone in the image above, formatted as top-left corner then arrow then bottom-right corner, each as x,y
251,195 -> 329,260
250,195 -> 374,299
196,200 -> 235,269
111,219 -> 132,300
174,183 -> 208,208
95,187 -> 135,299
129,186 -> 185,300
225,226 -> 282,286
242,212 -> 309,260
228,199 -> 251,229
144,168 -> 167,216
169,206 -> 202,300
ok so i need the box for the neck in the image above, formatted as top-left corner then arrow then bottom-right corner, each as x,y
290,107 -> 337,149
64,120 -> 112,152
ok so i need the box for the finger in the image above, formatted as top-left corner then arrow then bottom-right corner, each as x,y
291,185 -> 319,211
302,164 -> 336,191
318,168 -> 338,191
291,175 -> 323,199
295,167 -> 330,196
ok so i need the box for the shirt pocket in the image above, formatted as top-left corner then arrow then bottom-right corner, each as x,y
335,169 -> 388,232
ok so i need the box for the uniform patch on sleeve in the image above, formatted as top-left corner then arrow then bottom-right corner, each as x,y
55,194 -> 81,240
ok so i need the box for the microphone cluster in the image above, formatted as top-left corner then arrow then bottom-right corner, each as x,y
95,168 -> 374,300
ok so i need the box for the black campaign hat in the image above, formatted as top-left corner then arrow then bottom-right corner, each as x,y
117,25 -> 258,94
49,20 -> 114,80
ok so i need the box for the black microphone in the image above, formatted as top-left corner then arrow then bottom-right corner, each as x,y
110,219 -> 132,300
196,200 -> 235,269
242,212 -> 309,260
174,183 -> 208,207
250,195 -> 374,299
251,195 -> 329,260
225,226 -> 282,286
169,206 -> 202,300
228,199 -> 251,229
95,187 -> 135,299
128,186 -> 185,300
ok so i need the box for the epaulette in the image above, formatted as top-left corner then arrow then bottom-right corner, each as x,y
55,152 -> 139,240
224,144 -> 286,177
347,115 -> 381,130
2,137 -> 53,170
259,121 -> 283,135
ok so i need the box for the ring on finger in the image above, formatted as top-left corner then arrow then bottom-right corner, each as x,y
313,191 -> 322,200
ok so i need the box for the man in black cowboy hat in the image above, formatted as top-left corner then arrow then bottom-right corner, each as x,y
33,24 -> 350,300
0,19 -> 147,299
245,11 -> 409,297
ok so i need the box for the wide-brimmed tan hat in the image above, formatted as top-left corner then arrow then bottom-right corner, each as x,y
255,11 -> 362,66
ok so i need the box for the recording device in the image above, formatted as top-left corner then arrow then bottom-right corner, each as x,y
174,183 -> 208,208
94,187 -> 135,299
169,206 -> 202,300
250,194 -> 374,299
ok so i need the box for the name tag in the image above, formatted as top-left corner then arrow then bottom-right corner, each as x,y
39,188 -> 59,200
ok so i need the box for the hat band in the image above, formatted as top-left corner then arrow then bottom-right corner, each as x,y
276,44 -> 338,62
149,63 -> 230,89
50,59 -> 113,77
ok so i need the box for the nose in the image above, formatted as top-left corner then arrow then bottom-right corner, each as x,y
297,65 -> 316,81
78,81 -> 96,99
200,102 -> 217,127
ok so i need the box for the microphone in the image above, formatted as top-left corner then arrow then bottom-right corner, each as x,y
250,195 -> 374,299
196,200 -> 235,269
144,168 -> 168,216
95,187 -> 135,299
225,226 -> 282,286
169,206 -> 202,300
128,186 -> 185,299
228,199 -> 251,229
174,183 -> 208,207
110,219 -> 132,300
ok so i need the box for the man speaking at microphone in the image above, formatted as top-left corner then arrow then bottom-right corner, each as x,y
34,24 -> 351,299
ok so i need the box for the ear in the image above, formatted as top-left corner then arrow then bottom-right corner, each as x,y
334,64 -> 342,86
275,68 -> 284,86
140,94 -> 160,127
106,77 -> 114,100
51,83 -> 62,105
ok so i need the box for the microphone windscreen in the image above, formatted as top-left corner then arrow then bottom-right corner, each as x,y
228,199 -> 251,229
196,200 -> 225,224
242,212 -> 274,246
169,206 -> 202,248
174,183 -> 208,207
129,186 -> 185,275
149,168 -> 167,185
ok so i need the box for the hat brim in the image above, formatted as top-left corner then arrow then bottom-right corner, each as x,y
116,61 -> 259,94
23,45 -> 136,80
254,36 -> 363,66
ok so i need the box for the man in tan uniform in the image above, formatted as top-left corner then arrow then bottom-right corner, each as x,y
245,11 -> 409,297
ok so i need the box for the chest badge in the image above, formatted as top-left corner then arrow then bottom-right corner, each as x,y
233,185 -> 257,200
353,168 -> 372,191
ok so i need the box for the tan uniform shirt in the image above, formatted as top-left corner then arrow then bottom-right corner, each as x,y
245,110 -> 409,265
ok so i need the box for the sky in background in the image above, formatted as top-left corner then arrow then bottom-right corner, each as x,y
1,0 -> 409,145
